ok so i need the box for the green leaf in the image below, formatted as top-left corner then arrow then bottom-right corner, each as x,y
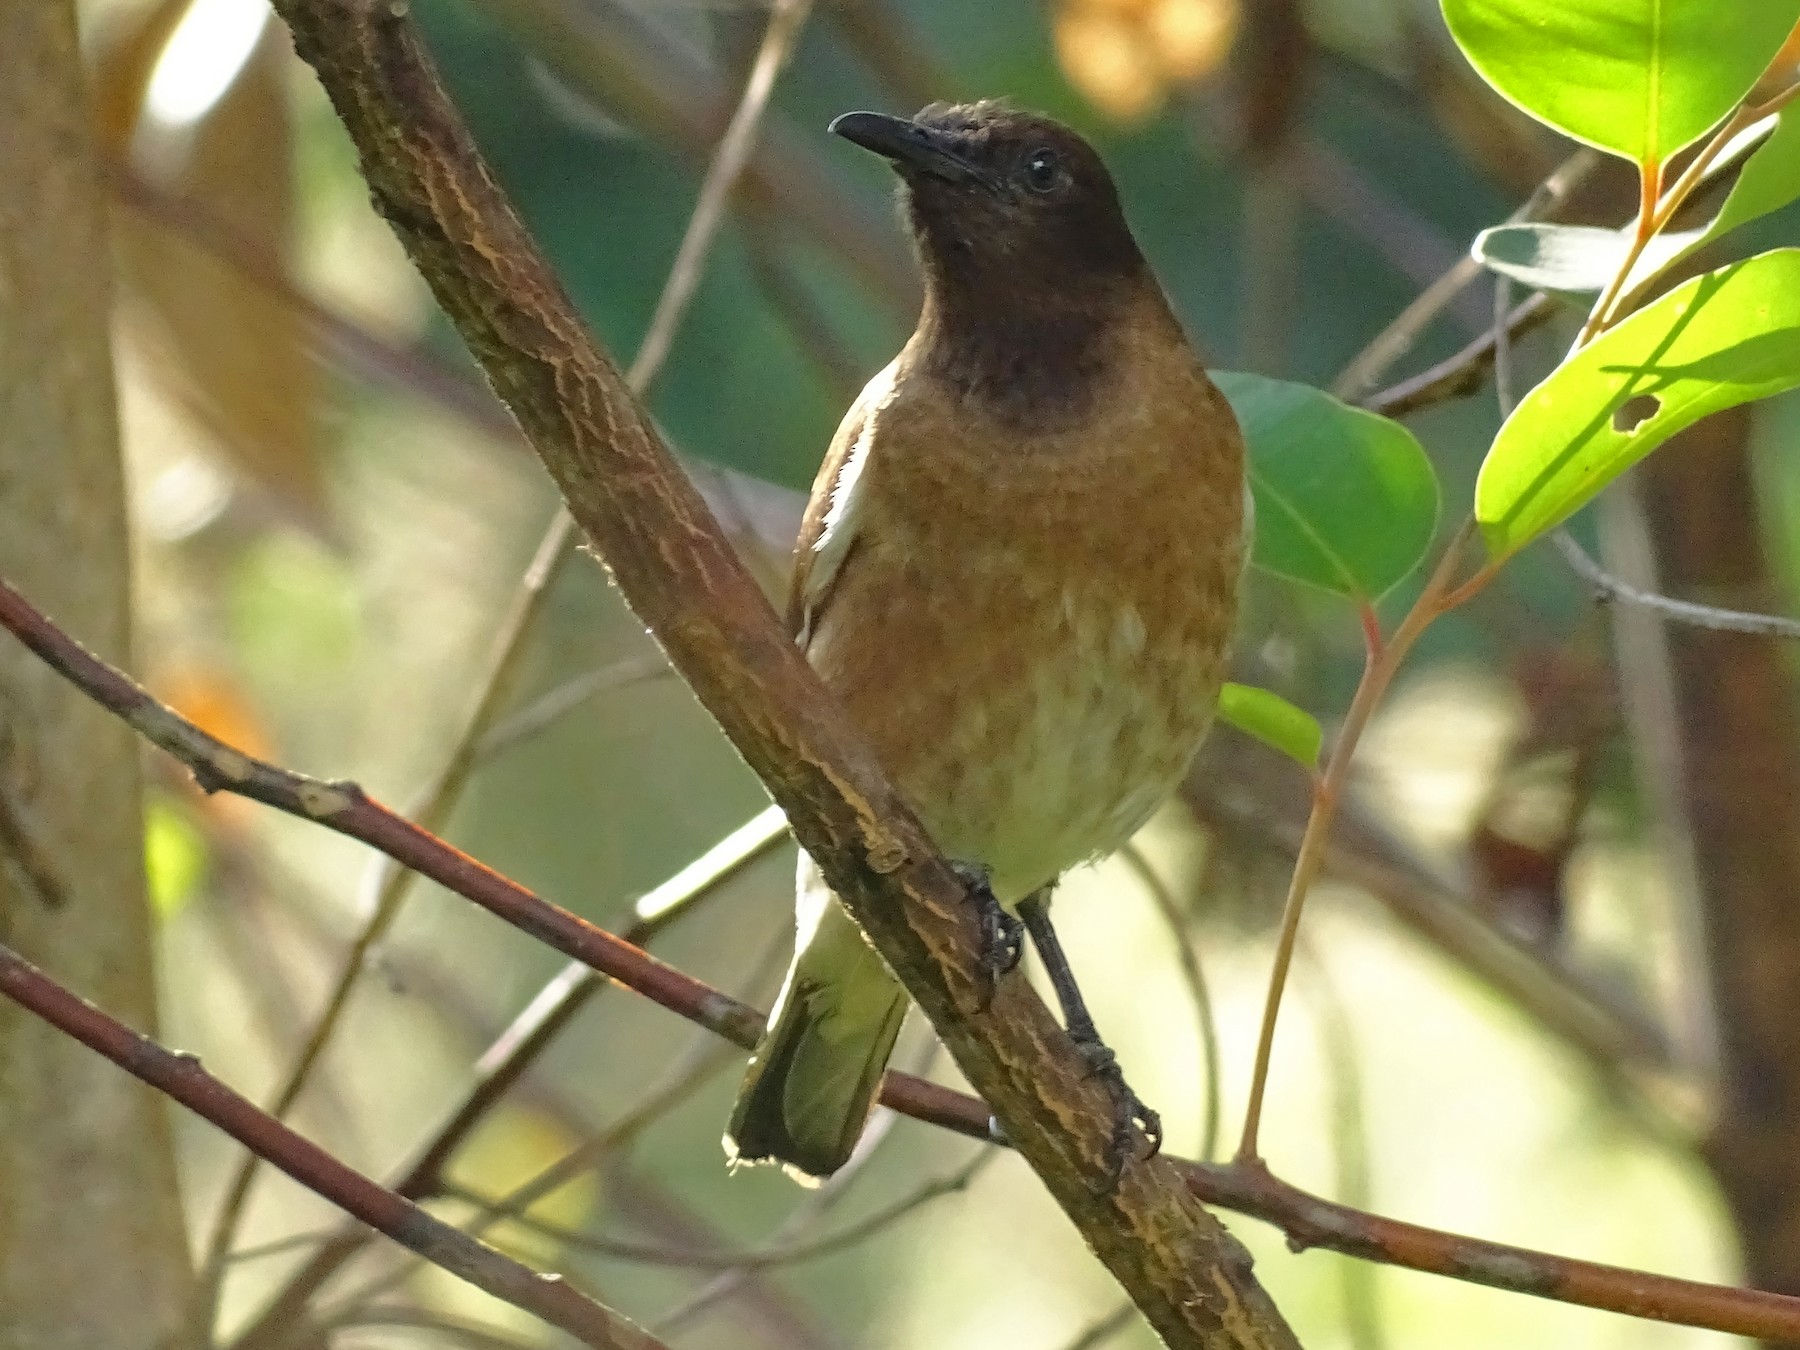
1442,0 -> 1800,163
1217,372 -> 1440,601
1705,107 -> 1800,241
1217,683 -> 1323,769
1471,112 -> 1800,297
1475,248 -> 1800,559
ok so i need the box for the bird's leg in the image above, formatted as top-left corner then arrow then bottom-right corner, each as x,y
950,861 -> 1023,998
1017,890 -> 1161,1178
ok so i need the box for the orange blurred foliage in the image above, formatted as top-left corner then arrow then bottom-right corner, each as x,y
1055,0 -> 1240,123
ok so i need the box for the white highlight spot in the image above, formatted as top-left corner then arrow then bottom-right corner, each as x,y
144,0 -> 270,131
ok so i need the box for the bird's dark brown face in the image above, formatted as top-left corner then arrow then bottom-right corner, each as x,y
830,102 -> 1145,293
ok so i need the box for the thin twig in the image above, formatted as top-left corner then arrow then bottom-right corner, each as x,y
1122,844 -> 1222,1162
1333,149 -> 1599,402
323,1036 -> 748,1324
322,931 -> 794,1326
0,941 -> 667,1350
1555,531 -> 1800,639
627,0 -> 816,384
1180,733 -> 1679,1103
192,508 -> 579,1321
474,654 -> 672,760
1576,83 -> 1800,346
1238,523 -> 1475,1160
1183,1158 -> 1800,1343
226,1228 -> 346,1264
462,1150 -> 996,1272
653,1035 -> 943,1335
0,571 -> 764,1038
1060,1302 -> 1139,1350
227,811 -> 789,1349
1359,292 -> 1556,419
1575,152 -> 1665,347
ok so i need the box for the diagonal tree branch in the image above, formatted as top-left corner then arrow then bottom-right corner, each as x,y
258,2 -> 1300,1346
0,939 -> 666,1350
198,0 -> 816,1324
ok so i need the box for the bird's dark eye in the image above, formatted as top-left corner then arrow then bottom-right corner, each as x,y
1022,147 -> 1062,194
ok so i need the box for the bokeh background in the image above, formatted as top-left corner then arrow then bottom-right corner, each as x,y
50,0 -> 1800,1344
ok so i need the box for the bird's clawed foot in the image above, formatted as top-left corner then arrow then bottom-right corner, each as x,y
1074,1033 -> 1162,1182
950,861 -> 1022,1000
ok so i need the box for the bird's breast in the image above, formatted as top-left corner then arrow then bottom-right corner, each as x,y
805,362 -> 1244,904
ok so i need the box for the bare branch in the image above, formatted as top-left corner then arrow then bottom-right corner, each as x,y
1358,292 -> 1557,418
0,941 -> 667,1349
1555,529 -> 1800,639
1185,1161 -> 1800,1344
1333,149 -> 1601,402
1122,846 -> 1222,1161
200,0 -> 814,1313
0,572 -> 766,1042
265,1 -> 1298,1343
1181,731 -> 1679,1105
459,1150 -> 996,1272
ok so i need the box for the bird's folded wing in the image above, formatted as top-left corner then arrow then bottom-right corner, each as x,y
788,357 -> 899,649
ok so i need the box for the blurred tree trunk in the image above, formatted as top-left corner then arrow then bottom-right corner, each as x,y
0,5 -> 194,1347
1635,408 -> 1800,1326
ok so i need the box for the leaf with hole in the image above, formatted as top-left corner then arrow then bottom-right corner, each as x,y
1217,373 -> 1440,601
1217,684 -> 1322,770
1475,248 -> 1800,559
1442,0 -> 1800,162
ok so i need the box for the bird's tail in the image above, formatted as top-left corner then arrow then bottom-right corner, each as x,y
726,859 -> 909,1183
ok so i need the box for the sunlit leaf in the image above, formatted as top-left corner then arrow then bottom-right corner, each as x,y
1217,683 -> 1321,769
1441,0 -> 1800,162
1704,107 -> 1800,242
1217,373 -> 1440,601
1476,249 -> 1800,559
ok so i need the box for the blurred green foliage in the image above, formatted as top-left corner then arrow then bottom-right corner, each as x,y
106,0 -> 1800,1345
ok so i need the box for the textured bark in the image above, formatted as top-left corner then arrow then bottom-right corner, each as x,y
1635,408 -> 1800,1327
0,6 -> 193,1346
267,3 -> 1300,1344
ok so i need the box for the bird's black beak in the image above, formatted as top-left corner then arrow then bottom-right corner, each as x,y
829,111 -> 992,188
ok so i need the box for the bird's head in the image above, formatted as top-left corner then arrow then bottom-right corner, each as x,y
830,102 -> 1146,299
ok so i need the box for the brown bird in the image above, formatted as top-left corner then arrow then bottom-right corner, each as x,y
725,101 -> 1246,1182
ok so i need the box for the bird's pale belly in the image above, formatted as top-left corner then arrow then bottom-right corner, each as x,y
824,573 -> 1227,907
